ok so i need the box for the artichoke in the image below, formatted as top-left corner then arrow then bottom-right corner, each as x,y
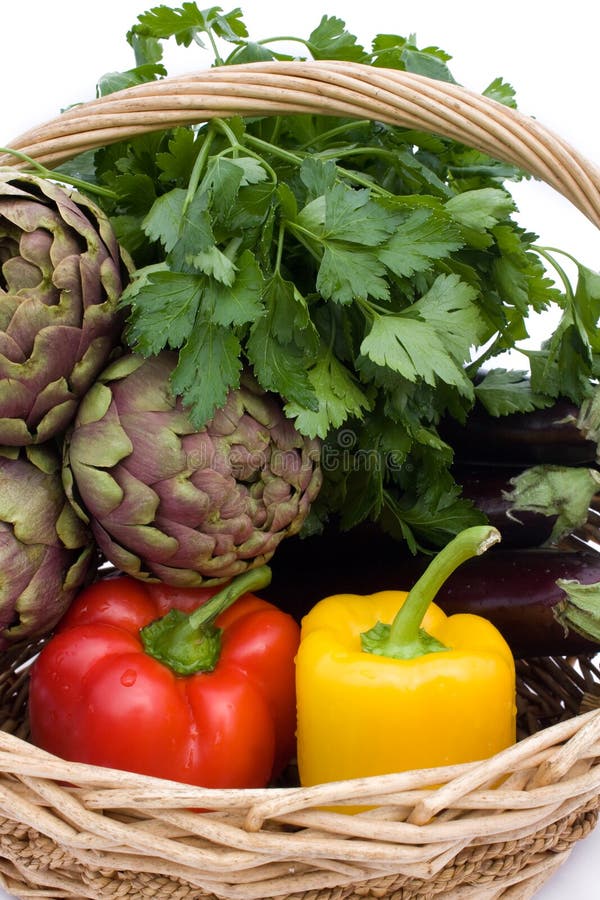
63,353 -> 322,586
0,171 -> 127,446
0,443 -> 95,649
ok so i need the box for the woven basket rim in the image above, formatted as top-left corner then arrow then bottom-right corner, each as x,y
0,704 -> 599,820
2,59 -> 600,229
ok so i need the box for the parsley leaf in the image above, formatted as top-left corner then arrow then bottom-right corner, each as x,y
132,4 -> 247,48
317,246 -> 390,304
167,189 -> 215,270
474,368 -> 553,415
170,316 -> 243,427
122,270 -> 204,355
142,188 -> 188,252
445,187 -> 516,231
260,272 -> 318,348
360,313 -> 472,395
285,349 -> 371,438
202,249 -> 264,326
306,16 -> 368,61
246,317 -> 318,411
371,33 -> 456,83
506,465 -> 600,545
412,274 -> 487,362
74,6 -> 600,552
294,183 -> 397,247
97,64 -> 167,95
378,207 -> 464,277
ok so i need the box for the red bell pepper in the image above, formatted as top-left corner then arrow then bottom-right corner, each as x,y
28,566 -> 299,788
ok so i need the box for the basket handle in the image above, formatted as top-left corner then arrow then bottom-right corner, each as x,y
2,60 -> 600,231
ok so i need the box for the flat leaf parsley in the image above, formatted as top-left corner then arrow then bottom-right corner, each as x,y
51,3 -> 600,550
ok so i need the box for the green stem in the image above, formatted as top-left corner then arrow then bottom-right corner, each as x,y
361,526 -> 501,659
224,35 -> 311,64
202,29 -> 224,66
0,147 -> 55,176
284,221 -> 325,265
296,120 -> 372,150
274,220 -> 286,274
183,127 -> 216,214
140,565 -> 272,675
391,525 -> 499,644
243,133 -> 303,167
211,117 -> 240,149
190,566 -> 271,630
217,142 -> 278,183
243,134 -> 393,197
334,164 -> 395,198
534,245 -> 575,303
465,333 -> 521,377
317,146 -> 396,165
257,34 -> 311,48
0,147 -> 117,200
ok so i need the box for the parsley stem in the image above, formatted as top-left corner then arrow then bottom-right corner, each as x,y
212,117 -> 239,149
243,134 -> 394,197
318,146 -> 395,165
257,35 -> 310,47
243,134 -> 303,167
0,147 -> 117,200
275,221 -> 286,274
356,297 -> 391,318
333,165 -> 394,198
184,127 -> 216,213
296,121 -> 372,150
224,36 -> 310,64
217,144 -> 278,184
534,245 -> 576,303
201,29 -> 224,66
211,120 -> 278,181
284,222 -> 323,265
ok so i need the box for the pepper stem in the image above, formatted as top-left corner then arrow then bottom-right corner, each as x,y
361,526 -> 501,660
140,565 -> 272,675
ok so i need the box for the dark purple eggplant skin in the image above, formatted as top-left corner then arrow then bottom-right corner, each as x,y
264,528 -> 600,658
263,523 -> 411,620
452,465 -> 558,548
440,400 -> 597,467
389,548 -> 600,659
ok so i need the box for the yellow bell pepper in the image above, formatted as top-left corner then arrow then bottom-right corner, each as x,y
295,526 -> 516,787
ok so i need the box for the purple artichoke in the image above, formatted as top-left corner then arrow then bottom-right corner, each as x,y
0,171 -> 128,446
63,352 -> 322,586
0,444 -> 95,649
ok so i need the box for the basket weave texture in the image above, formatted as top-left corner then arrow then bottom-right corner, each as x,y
1,60 -> 600,900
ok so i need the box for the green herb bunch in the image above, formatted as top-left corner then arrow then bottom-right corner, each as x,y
55,4 -> 600,551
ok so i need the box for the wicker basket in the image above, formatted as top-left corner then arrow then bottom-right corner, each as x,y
1,60 -> 600,900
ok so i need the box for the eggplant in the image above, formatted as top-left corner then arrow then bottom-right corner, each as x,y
264,527 -> 600,658
453,464 -> 558,548
440,400 -> 597,467
396,547 -> 600,658
263,523 -> 413,620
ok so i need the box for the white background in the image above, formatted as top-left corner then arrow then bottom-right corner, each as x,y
1,2 -> 599,897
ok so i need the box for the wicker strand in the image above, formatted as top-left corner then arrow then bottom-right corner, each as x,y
1,650 -> 600,897
0,801 -> 596,900
1,57 -> 600,899
2,61 -> 600,229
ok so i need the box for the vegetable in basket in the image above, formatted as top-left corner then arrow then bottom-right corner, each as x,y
441,397 -> 599,468
28,565 -> 299,786
62,351 -> 322,586
0,443 -> 94,650
398,546 -> 600,659
0,171 -> 127,446
11,4 -> 599,556
295,525 -> 516,787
